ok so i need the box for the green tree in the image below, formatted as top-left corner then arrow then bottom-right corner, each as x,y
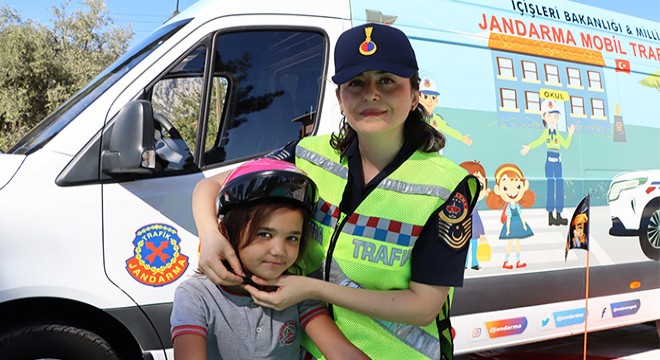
0,0 -> 133,151
0,7 -> 62,149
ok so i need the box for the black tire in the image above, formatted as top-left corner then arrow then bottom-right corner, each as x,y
0,324 -> 119,360
639,200 -> 660,261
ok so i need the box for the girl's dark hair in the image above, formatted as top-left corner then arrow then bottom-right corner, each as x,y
329,71 -> 446,153
218,200 -> 310,275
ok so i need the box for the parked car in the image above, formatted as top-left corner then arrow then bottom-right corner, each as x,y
608,170 -> 660,260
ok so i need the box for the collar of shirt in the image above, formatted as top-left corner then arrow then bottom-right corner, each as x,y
339,136 -> 416,214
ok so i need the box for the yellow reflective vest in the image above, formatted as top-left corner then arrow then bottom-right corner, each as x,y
296,135 -> 478,360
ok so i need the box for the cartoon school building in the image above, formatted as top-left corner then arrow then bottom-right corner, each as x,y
487,33 -> 610,135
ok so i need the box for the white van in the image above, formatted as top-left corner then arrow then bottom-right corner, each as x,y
0,0 -> 658,359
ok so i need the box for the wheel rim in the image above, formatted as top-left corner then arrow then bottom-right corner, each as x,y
647,209 -> 660,249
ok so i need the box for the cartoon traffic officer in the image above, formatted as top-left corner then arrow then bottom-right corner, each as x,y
419,77 -> 472,146
521,99 -> 576,226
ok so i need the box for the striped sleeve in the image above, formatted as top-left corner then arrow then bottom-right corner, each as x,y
172,325 -> 207,341
298,300 -> 329,329
171,277 -> 211,342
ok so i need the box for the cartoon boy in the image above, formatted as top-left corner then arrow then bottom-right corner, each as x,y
419,77 -> 472,146
521,100 -> 575,226
459,160 -> 489,270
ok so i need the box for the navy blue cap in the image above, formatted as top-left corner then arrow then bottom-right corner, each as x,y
332,23 -> 418,85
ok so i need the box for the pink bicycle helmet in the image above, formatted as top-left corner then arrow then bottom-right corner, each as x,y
216,158 -> 318,216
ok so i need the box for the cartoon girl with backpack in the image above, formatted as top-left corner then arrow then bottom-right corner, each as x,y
486,163 -> 536,270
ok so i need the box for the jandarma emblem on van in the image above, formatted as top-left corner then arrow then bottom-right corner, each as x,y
359,26 -> 377,56
125,224 -> 189,287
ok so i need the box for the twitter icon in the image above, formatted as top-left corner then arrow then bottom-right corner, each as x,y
539,316 -> 554,330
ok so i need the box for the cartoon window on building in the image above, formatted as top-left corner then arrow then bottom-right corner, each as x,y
567,67 -> 582,88
497,57 -> 515,78
545,64 -> 560,85
591,98 -> 606,118
500,88 -> 518,111
522,61 -> 538,81
570,96 -> 585,117
525,91 -> 540,112
587,71 -> 603,91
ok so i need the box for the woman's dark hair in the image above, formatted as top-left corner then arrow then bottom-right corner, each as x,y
329,71 -> 446,153
218,200 -> 310,275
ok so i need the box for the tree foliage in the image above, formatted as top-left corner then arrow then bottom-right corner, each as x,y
0,0 -> 133,151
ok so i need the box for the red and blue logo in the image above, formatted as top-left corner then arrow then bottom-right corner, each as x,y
279,320 -> 297,346
359,27 -> 377,56
126,223 -> 189,287
645,181 -> 660,194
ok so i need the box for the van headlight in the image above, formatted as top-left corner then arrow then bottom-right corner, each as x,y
608,177 -> 647,202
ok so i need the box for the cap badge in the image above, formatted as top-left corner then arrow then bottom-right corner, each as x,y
423,78 -> 432,89
359,26 -> 377,56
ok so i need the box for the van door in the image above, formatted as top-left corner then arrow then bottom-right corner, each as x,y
100,16 -> 337,340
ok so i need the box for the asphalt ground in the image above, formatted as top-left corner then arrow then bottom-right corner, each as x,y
455,321 -> 660,360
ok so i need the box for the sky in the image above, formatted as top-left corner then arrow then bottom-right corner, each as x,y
3,0 -> 199,44
2,0 -> 658,45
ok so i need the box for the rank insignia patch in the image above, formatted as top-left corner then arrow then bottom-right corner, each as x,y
126,223 -> 189,287
438,180 -> 475,251
438,213 -> 472,251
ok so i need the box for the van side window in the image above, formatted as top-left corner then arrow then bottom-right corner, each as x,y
202,30 -> 325,166
150,46 -> 207,173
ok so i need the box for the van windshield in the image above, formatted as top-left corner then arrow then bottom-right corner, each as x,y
8,18 -> 192,155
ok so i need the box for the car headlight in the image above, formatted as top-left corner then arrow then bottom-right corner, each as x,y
608,177 -> 647,202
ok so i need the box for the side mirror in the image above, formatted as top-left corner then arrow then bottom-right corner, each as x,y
101,100 -> 156,175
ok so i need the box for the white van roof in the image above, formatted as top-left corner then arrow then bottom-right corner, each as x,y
169,0 -> 351,26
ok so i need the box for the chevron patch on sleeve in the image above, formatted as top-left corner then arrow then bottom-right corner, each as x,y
437,177 -> 476,251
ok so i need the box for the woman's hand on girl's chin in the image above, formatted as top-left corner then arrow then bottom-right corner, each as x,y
198,229 -> 245,286
244,275 -> 315,311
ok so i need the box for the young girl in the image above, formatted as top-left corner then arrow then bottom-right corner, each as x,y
171,158 -> 367,360
486,163 -> 536,270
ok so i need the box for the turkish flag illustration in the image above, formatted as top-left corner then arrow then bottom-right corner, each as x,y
615,59 -> 630,74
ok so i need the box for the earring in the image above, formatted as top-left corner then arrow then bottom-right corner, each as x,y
339,115 -> 348,131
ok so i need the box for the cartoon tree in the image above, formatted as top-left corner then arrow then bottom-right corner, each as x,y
640,69 -> 660,92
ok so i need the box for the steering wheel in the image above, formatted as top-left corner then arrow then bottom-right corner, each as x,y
153,113 -> 184,140
152,113 -> 194,170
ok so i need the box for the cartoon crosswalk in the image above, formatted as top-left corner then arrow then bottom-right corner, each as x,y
464,206 -> 615,276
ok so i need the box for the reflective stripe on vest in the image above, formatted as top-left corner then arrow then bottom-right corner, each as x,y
297,146 -> 453,200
